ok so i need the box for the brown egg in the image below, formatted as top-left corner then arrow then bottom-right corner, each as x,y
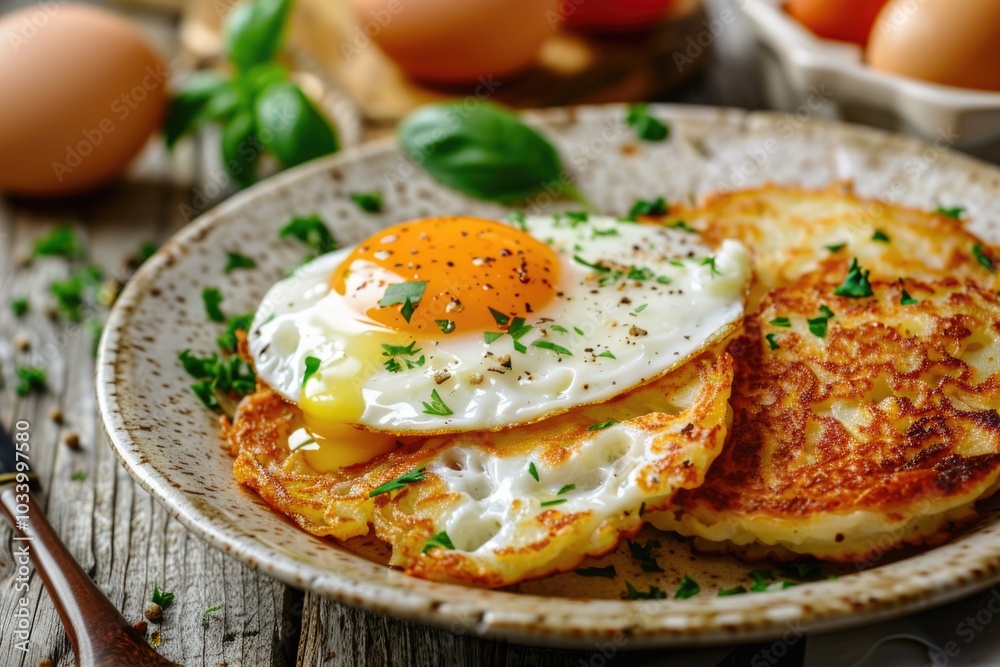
0,4 -> 168,196
348,0 -> 559,84
867,0 -> 1000,92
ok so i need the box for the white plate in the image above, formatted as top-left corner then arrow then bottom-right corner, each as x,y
98,104 -> 1000,648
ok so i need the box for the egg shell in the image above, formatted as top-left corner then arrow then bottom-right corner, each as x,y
348,0 -> 560,84
0,4 -> 168,196
867,0 -> 1000,92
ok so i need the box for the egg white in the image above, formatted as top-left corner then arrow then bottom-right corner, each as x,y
249,215 -> 749,433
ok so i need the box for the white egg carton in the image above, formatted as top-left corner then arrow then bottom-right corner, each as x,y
739,0 -> 1000,148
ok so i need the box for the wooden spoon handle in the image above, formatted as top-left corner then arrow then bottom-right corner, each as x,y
0,486 -> 180,666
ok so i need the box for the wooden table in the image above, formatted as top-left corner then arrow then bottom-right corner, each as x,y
3,1 -> 999,665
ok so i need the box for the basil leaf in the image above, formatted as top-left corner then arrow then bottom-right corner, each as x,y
255,82 -> 339,169
224,0 -> 292,72
399,101 -> 585,205
221,110 -> 260,189
164,71 -> 229,148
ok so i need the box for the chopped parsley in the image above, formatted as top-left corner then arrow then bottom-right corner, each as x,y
71,470 -> 87,482
718,586 -> 747,597
627,197 -> 668,220
656,275 -> 672,285
279,214 -> 338,255
422,389 -> 453,416
872,229 -> 890,243
575,565 -> 617,578
626,266 -> 655,281
201,605 -> 223,627
807,316 -> 828,338
574,326 -> 585,336
137,241 -> 158,264
597,350 -> 616,359
484,331 -> 504,344
489,307 -> 510,326
422,531 -> 455,553
178,349 -> 256,409
435,319 -> 455,334
633,304 -> 648,313
485,317 -> 532,353
819,304 -> 836,319
16,366 -> 47,396
379,281 -> 427,323
588,419 -> 618,431
777,562 -> 824,581
558,211 -> 589,226
550,324 -> 569,333
834,258 -> 873,298
769,317 -> 791,328
540,498 -> 568,507
675,574 -> 700,600
202,287 -> 225,322
700,256 -> 721,277
557,484 -> 576,495
191,381 -> 219,411
825,243 -> 846,253
369,467 -> 426,497
217,313 -> 254,352
627,539 -> 663,573
532,340 -> 572,356
973,243 -> 996,273
670,221 -> 695,233
51,268 -> 101,322
381,341 -> 425,373
624,582 -> 667,600
12,298 -> 29,317
34,225 -> 83,258
935,206 -> 966,219
151,586 -> 175,610
349,192 -> 383,213
528,462 -> 539,482
748,569 -> 774,592
626,103 -> 670,142
592,228 -> 619,238
900,290 -> 919,305
303,356 -> 321,386
507,211 -> 527,230
224,251 -> 257,273
765,333 -> 780,350
573,255 -> 610,273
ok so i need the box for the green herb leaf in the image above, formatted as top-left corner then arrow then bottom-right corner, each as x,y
34,225 -> 83,258
435,319 -> 455,334
369,467 -> 427,497
872,229 -> 890,243
597,350 -> 616,359
557,484 -> 575,495
765,333 -> 780,350
484,331 -> 504,344
71,470 -> 87,482
627,197 -> 667,220
675,574 -> 700,600
137,241 -> 158,265
422,531 -> 455,553
807,316 -> 828,338
592,228 -> 619,238
381,341 -> 424,373
191,380 -> 220,411
163,71 -> 229,148
670,220 -> 695,233
220,109 -> 259,189
550,324 -> 569,333
973,243 -> 996,273
935,206 -> 966,219
701,256 -> 721,277
777,562 -> 824,581
627,539 -> 663,573
575,565 -> 617,578
280,214 -> 338,255
748,569 -> 774,592
16,366 -> 46,396
528,462 -> 539,481
225,251 -> 257,274
626,266 -> 655,281
489,307 -> 510,327
573,255 -> 611,273
202,288 -> 225,322
152,586 -> 175,610
624,582 -> 667,600
532,340 -> 573,356
825,243 -> 846,252
398,101 -> 583,205
303,356 -> 321,386
819,304 -> 836,319
349,192 -> 382,213
217,313 -> 254,352
422,389 -> 453,416
900,289 -> 919,305
540,498 -> 568,507
558,211 -> 589,226
255,82 -> 339,168
400,298 -> 415,323
626,103 -> 670,142
12,298 -> 29,317
834,258 -> 874,298
51,269 -> 100,322
201,605 -> 223,627
770,317 -> 791,328
718,586 -> 747,596
588,419 -> 618,431
379,281 -> 427,307
224,0 -> 292,71
633,304 -> 648,313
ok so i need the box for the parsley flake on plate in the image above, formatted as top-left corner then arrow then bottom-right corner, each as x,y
834,258 -> 873,298
901,289 -> 920,305
626,103 -> 670,142
218,313 -> 254,352
202,287 -> 225,322
675,574 -> 700,600
369,467 -> 427,497
422,389 -> 453,416
935,206 -> 966,219
973,243 -> 996,273
540,498 -> 568,507
350,191 -> 382,213
627,538 -> 663,573
624,582 -> 667,600
381,341 -> 424,373
627,197 -> 668,220
422,531 -> 455,553
769,317 -> 791,328
588,419 -> 618,431
532,340 -> 572,356
279,214 -> 338,255
765,333 -> 780,350
575,565 -> 617,578
718,586 -> 747,597
224,251 -> 257,274
528,462 -> 540,482
303,356 -> 321,386
807,316 -> 828,338
872,229 -> 890,243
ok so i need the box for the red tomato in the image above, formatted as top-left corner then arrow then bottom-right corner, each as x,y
561,0 -> 677,31
785,0 -> 890,45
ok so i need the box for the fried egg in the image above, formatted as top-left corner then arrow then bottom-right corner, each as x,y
249,215 -> 750,441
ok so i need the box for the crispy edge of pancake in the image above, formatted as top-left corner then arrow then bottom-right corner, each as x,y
224,336 -> 735,586
650,277 -> 1000,562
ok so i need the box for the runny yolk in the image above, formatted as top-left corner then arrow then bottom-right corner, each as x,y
329,217 -> 559,335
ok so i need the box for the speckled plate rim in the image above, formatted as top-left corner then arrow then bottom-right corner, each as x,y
97,104 -> 1000,650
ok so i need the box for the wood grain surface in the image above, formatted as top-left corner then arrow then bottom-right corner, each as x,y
0,1 -> 769,665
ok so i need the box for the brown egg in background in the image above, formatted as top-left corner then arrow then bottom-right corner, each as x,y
0,4 -> 168,197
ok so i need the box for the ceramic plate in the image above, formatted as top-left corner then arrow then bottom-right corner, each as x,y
97,104 -> 1000,649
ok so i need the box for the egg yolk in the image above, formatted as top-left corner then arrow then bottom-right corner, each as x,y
330,217 -> 559,335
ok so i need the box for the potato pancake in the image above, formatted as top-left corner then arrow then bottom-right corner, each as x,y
650,276 -> 1000,561
227,352 -> 734,586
